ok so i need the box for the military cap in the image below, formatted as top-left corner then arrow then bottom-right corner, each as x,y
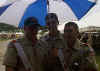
45,13 -> 59,24
24,17 -> 40,28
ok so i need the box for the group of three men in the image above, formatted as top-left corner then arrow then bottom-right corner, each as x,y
3,13 -> 98,71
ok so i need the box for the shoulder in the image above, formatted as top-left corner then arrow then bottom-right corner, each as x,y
8,38 -> 23,48
80,42 -> 94,51
79,42 -> 90,54
80,42 -> 95,56
8,40 -> 17,48
36,35 -> 48,48
5,40 -> 18,58
80,42 -> 89,50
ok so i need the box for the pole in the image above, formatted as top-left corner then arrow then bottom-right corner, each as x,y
47,0 -> 50,12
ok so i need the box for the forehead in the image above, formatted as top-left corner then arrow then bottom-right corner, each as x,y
64,25 -> 75,29
46,19 -> 58,26
46,18 -> 57,22
25,25 -> 38,29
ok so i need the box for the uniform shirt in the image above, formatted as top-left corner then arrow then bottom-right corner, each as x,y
36,32 -> 65,71
36,33 -> 97,71
62,39 -> 97,71
3,37 -> 42,71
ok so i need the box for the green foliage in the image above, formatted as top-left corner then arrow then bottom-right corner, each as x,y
0,23 -> 17,32
0,23 -> 21,32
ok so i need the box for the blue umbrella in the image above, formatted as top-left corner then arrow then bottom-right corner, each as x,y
0,0 -> 96,28
0,4 -> 12,16
48,0 -> 96,23
64,0 -> 96,19
19,0 -> 47,28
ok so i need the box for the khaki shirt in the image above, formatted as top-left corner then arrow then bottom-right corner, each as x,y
36,32 -> 64,59
36,33 -> 97,71
36,32 -> 65,71
3,37 -> 42,71
63,39 -> 97,71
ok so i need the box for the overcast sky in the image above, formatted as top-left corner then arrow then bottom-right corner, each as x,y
77,0 -> 100,28
0,0 -> 6,6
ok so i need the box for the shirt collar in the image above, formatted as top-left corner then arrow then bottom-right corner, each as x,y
47,31 -> 63,41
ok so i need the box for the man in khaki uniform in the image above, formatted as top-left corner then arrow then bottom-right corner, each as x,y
63,22 -> 98,71
3,17 -> 42,71
36,13 -> 64,71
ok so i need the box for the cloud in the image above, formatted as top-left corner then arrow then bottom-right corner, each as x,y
0,0 -> 6,6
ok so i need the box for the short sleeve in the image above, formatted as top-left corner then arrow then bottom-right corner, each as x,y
84,46 -> 98,70
3,42 -> 18,67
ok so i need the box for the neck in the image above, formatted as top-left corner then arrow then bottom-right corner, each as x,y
49,31 -> 58,37
25,36 -> 37,43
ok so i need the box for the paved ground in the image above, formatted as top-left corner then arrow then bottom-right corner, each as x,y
0,40 -> 10,71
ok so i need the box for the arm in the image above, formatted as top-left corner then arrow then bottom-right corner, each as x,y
3,41 -> 18,71
86,47 -> 98,71
80,43 -> 98,71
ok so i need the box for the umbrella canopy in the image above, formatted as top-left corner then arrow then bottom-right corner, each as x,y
48,0 -> 96,23
0,0 -> 37,27
0,4 -> 12,16
0,0 -> 96,28
58,0 -> 100,32
78,12 -> 100,32
77,0 -> 100,29
19,0 -> 47,28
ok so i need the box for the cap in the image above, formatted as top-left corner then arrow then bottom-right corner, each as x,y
45,13 -> 59,24
24,17 -> 40,27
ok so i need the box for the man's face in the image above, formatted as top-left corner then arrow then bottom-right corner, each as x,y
24,26 -> 38,40
46,19 -> 58,33
64,26 -> 77,39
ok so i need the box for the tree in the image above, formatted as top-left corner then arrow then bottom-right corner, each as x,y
0,23 -> 19,32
